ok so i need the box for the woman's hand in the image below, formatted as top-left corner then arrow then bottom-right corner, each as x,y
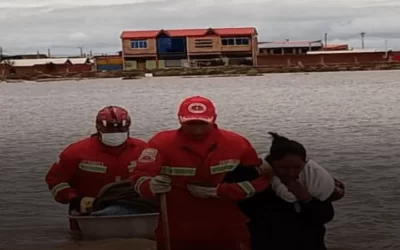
329,178 -> 345,201
286,180 -> 313,202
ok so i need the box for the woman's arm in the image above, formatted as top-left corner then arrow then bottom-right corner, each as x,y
300,198 -> 335,224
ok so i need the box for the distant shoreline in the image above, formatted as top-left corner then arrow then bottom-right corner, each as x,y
2,63 -> 400,83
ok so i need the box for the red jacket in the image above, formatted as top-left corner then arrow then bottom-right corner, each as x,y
45,135 -> 148,204
132,127 -> 269,249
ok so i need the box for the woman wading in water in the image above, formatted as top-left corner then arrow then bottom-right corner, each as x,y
224,132 -> 345,250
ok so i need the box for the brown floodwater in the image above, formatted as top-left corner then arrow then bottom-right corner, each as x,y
1,71 -> 399,250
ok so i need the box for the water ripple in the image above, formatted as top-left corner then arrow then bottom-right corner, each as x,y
1,71 -> 400,249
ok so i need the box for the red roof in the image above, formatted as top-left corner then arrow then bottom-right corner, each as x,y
121,27 -> 257,39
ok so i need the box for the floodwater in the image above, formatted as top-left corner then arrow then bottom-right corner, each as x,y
1,71 -> 400,250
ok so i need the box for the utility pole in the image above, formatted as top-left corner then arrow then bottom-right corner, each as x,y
47,48 -> 51,58
360,32 -> 366,49
324,33 -> 328,50
0,46 -> 3,60
78,46 -> 83,57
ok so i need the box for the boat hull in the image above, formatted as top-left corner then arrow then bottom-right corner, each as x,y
69,213 -> 159,240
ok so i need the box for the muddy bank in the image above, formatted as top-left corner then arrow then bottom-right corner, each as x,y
1,63 -> 400,82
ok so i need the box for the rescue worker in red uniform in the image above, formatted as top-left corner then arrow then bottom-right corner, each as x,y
45,106 -> 148,232
131,96 -> 272,250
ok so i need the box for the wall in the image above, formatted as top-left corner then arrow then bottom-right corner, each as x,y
146,60 -> 157,69
187,36 -> 221,53
95,56 -> 122,65
67,64 -> 93,73
97,64 -> 122,71
95,56 -> 123,71
0,64 -> 92,75
164,59 -> 182,67
123,60 -> 158,70
188,36 -> 254,54
257,52 -> 390,66
392,51 -> 400,61
122,38 -> 157,55
124,60 -> 137,70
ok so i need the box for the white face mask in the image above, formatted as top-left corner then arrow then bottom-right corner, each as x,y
100,132 -> 128,147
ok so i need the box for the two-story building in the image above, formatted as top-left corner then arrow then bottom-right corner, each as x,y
120,27 -> 258,70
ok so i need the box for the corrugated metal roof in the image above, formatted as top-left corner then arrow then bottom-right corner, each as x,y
0,57 -> 91,66
69,58 -> 90,64
306,49 -> 380,54
120,27 -> 257,39
323,44 -> 348,49
259,40 -> 323,49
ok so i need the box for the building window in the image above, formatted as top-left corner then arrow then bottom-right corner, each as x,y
222,38 -> 235,46
235,38 -> 249,45
157,37 -> 186,53
272,49 -> 282,54
131,40 -> 147,49
283,48 -> 294,54
221,37 -> 250,46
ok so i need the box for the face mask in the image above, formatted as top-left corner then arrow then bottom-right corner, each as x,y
100,132 -> 128,147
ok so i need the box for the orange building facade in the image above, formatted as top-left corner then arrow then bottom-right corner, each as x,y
94,55 -> 123,71
120,27 -> 258,70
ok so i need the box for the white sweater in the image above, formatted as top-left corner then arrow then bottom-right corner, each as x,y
259,153 -> 335,203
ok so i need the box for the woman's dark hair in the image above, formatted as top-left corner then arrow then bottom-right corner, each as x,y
265,132 -> 307,163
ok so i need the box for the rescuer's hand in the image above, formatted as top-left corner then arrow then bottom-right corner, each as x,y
256,161 -> 274,179
149,175 -> 171,194
80,197 -> 95,213
69,196 -> 95,214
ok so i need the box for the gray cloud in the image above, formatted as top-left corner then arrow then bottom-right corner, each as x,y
0,0 -> 399,55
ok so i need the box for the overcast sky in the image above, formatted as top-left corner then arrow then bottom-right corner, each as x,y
0,0 -> 399,56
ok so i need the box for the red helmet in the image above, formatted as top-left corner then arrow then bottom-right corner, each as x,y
95,106 -> 131,133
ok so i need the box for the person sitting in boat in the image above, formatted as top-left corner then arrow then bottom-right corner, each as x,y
45,105 -> 149,233
225,132 -> 345,250
131,95 -> 272,250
